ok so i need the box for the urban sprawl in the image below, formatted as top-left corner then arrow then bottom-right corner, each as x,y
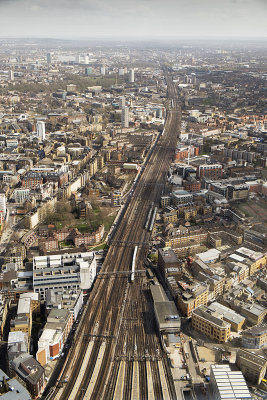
0,39 -> 266,400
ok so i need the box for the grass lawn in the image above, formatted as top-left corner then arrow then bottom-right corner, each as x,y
75,221 -> 92,233
91,243 -> 108,251
104,215 -> 115,230
59,240 -> 73,248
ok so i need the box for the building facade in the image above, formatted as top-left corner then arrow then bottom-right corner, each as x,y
192,305 -> 231,343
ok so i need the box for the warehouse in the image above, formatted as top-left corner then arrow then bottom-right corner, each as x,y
210,364 -> 252,399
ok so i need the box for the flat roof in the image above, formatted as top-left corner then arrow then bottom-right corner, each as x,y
17,298 -> 31,315
237,349 -> 267,368
154,301 -> 180,331
229,254 -> 245,262
39,328 -> 57,342
193,305 -> 230,328
48,308 -> 69,320
236,247 -> 263,261
8,331 -> 27,345
241,303 -> 266,317
150,285 -> 168,303
196,249 -> 221,263
208,302 -> 245,325
20,292 -> 39,301
242,323 -> 267,337
211,365 -> 251,399
158,248 -> 178,264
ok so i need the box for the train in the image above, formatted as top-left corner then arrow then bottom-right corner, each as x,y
148,207 -> 157,232
144,203 -> 154,230
130,246 -> 138,283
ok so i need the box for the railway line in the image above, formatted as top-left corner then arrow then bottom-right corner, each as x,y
48,71 -> 180,400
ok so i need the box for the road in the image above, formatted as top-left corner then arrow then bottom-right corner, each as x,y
46,71 -> 180,400
0,204 -> 19,257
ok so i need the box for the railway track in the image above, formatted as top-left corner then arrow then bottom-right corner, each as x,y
48,72 -> 180,400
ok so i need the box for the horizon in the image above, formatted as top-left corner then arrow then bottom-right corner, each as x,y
0,0 -> 266,40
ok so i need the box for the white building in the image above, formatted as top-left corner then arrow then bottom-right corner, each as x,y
0,193 -> 6,224
210,365 -> 252,400
14,188 -> 30,204
76,54 -> 81,64
100,66 -> 106,75
129,68 -> 135,83
121,107 -> 129,128
33,252 -> 96,300
119,96 -> 126,109
36,121 -> 46,141
9,70 -> 14,81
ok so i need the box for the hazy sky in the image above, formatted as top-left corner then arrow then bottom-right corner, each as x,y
0,0 -> 266,39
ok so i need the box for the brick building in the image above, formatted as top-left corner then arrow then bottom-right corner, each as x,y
22,172 -> 43,189
197,164 -> 223,180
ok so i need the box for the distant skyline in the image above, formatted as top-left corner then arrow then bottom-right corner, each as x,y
0,0 -> 266,39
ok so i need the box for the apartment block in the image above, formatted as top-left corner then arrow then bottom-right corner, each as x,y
171,190 -> 193,205
197,164 -> 223,180
22,172 -> 43,189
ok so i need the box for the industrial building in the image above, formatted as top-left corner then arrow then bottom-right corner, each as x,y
210,365 -> 252,399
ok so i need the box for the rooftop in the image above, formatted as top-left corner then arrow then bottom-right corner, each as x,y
154,301 -> 180,331
158,248 -> 178,264
242,324 -> 267,337
208,302 -> 245,325
150,285 -> 168,303
211,365 -> 251,399
237,349 -> 267,369
241,303 -> 266,317
12,354 -> 44,386
0,369 -> 31,400
193,305 -> 231,329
